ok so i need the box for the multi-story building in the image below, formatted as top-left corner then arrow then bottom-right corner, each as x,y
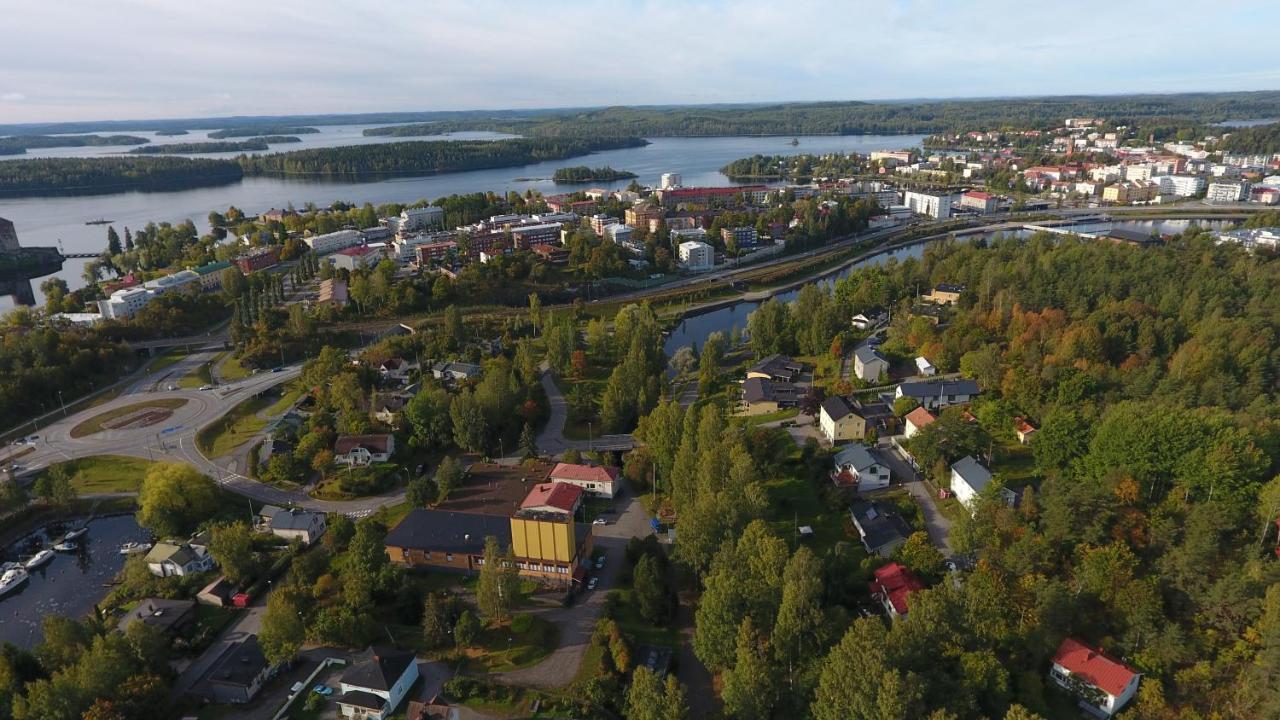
659,172 -> 682,190
589,215 -> 620,236
398,206 -> 443,232
604,224 -> 635,246
510,222 -> 563,249
303,229 -> 363,256
233,246 -> 280,274
97,286 -> 153,320
414,240 -> 459,264
656,185 -> 770,208
192,260 -> 231,292
959,190 -> 997,213
669,227 -> 707,244
144,269 -> 202,296
1150,175 -> 1205,197
903,190 -> 952,219
1215,227 -> 1280,252
1122,164 -> 1153,182
1207,180 -> 1251,203
330,244 -> 390,272
625,205 -> 665,229
720,226 -> 758,247
678,240 -> 714,271
870,150 -> 913,165
394,230 -> 457,262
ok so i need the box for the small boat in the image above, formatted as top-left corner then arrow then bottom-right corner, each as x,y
0,567 -> 28,596
118,541 -> 152,555
84,218 -> 114,225
789,138 -> 799,146
63,527 -> 88,541
53,542 -> 78,552
24,549 -> 55,569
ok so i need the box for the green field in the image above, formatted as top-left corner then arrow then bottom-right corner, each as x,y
469,616 -> 560,672
145,348 -> 189,376
218,354 -> 252,381
70,398 -> 188,438
179,353 -> 221,389
48,455 -> 156,494
195,394 -> 272,456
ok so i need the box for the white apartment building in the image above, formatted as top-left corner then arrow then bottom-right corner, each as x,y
143,269 -> 201,295
398,206 -> 444,232
1150,175 -> 1205,197
903,191 -> 952,219
604,224 -> 635,245
1207,180 -> 1251,204
660,172 -> 682,190
393,231 -> 456,262
304,229 -> 363,256
678,240 -> 714,271
1122,164 -> 1153,182
669,227 -> 707,243
97,287 -> 153,320
1215,227 -> 1280,252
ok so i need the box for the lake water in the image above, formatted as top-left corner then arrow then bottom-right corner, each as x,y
0,133 -> 924,306
1214,118 -> 1278,128
661,218 -> 1233,357
0,514 -> 151,648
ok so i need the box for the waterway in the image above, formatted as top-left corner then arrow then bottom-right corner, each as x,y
0,132 -> 924,307
0,514 -> 151,648
661,218 -> 1233,357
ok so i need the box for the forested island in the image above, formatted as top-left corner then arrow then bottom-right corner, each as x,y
207,125 -> 320,138
0,134 -> 149,156
238,136 -> 647,178
0,156 -> 244,196
153,129 -> 188,136
719,153 -> 870,181
552,165 -> 638,182
128,139 -> 272,154
1220,121 -> 1280,153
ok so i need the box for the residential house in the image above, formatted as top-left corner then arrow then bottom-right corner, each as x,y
1049,638 -> 1141,717
895,379 -> 979,411
197,576 -> 236,607
337,646 -> 420,720
379,358 -> 419,384
145,540 -> 215,577
819,396 -> 866,444
851,308 -> 887,331
831,444 -> 891,491
740,377 -> 802,415
914,356 -> 936,376
853,346 -> 889,382
520,482 -> 585,516
924,283 -> 965,305
1014,416 -> 1038,444
334,434 -> 396,466
116,597 -> 197,635
903,406 -> 937,439
407,697 -> 461,720
431,361 -> 482,383
317,278 -> 349,307
849,500 -> 913,557
193,635 -> 272,705
373,393 -> 411,427
869,562 -> 924,618
269,509 -> 328,545
549,462 -> 620,499
907,303 -> 945,325
950,455 -> 1015,513
746,354 -> 805,383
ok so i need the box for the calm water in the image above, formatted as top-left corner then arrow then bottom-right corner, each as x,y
0,514 -> 150,648
661,218 -> 1232,357
1214,118 -> 1278,128
0,133 -> 924,306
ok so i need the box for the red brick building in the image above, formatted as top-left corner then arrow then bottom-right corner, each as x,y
233,246 -> 280,274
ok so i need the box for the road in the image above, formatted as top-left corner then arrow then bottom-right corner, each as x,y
534,370 -> 635,456
874,440 -> 954,557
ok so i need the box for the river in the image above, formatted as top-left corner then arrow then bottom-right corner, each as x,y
661,218 -> 1233,357
0,514 -> 151,648
0,132 -> 924,307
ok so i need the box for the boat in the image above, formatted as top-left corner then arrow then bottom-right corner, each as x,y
53,541 -> 78,552
24,549 -> 55,569
84,218 -> 114,225
0,567 -> 28,596
118,541 -> 152,555
789,138 -> 799,146
63,527 -> 88,541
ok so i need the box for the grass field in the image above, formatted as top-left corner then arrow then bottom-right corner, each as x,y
467,616 -> 560,672
266,380 -> 305,415
179,353 -> 221,389
70,398 -> 188,438
47,455 -> 156,494
218,354 -> 252,381
145,348 -> 189,376
195,394 -> 272,456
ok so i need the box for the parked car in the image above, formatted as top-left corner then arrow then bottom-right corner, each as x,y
592,518 -> 607,525
587,577 -> 598,590
199,385 -> 212,391
595,556 -> 606,569
312,684 -> 333,696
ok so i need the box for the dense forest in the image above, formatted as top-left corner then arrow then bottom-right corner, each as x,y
0,134 -> 149,156
237,136 -> 647,178
1220,121 -> 1280,154
362,92 -> 1280,138
552,165 -> 638,182
128,139 -> 272,154
721,153 -> 869,181
633,229 -> 1280,719
207,126 -> 319,138
0,156 -> 244,196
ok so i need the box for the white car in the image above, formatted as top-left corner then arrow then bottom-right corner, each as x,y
587,577 -> 598,590
592,517 -> 607,525
199,385 -> 213,391
595,556 -> 605,569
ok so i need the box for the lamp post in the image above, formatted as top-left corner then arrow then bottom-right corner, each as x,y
57,390 -> 66,418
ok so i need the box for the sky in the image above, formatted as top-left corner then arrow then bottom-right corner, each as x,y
1,0 -> 1278,124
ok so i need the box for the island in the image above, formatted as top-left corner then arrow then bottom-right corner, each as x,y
0,156 -> 244,196
207,126 -> 320,138
0,134 -> 150,156
720,153 -> 868,182
551,165 -> 638,183
153,129 -> 189,136
128,139 -> 271,154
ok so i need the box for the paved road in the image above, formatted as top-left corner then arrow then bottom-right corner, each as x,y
876,440 -> 954,556
534,370 -> 635,456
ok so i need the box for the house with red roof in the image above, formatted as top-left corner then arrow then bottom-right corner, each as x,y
868,562 -> 924,618
549,462 -> 620,498
959,190 -> 997,214
1049,637 -> 1141,717
520,482 -> 584,516
1014,416 -> 1038,444
903,406 -> 936,439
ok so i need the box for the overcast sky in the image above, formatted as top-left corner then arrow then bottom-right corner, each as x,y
1,0 -> 1277,124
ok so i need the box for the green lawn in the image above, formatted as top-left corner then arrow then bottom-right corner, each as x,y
744,406 -> 800,425
610,589 -> 681,647
991,443 -> 1039,486
195,394 -> 272,456
266,380 -> 306,415
69,399 -> 188,438
145,348 -> 189,376
47,455 -> 156,494
179,353 -> 221,389
218,354 -> 252,381
467,616 -> 560,672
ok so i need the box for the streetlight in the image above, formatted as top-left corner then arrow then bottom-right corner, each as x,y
57,390 -> 66,418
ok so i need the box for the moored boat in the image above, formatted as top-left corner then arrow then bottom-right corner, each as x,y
0,567 -> 29,596
118,541 -> 152,555
53,541 -> 78,552
63,527 -> 88,541
24,548 -> 55,569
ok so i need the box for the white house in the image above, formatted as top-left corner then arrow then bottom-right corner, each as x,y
334,434 -> 396,466
950,455 -> 1015,513
831,444 -> 890,491
853,346 -> 889,382
268,509 -> 327,546
895,379 -> 979,411
902,406 -> 936,439
379,358 -> 419,384
914,356 -> 936,376
337,646 -> 420,720
1050,638 -> 1141,717
97,286 -> 154,320
678,240 -> 714,271
144,541 -> 215,578
549,462 -> 619,498
399,206 -> 444,232
851,309 -> 886,331
819,396 -> 866,445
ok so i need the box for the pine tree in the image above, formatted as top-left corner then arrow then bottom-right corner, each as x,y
106,226 -> 121,256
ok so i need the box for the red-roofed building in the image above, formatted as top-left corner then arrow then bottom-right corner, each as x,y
960,190 -> 997,214
1014,416 -> 1038,444
1050,638 -> 1141,716
656,185 -> 771,208
869,562 -> 923,618
549,462 -> 620,498
520,482 -> 584,516
903,406 -> 936,439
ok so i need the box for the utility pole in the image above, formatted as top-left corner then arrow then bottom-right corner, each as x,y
57,390 -> 67,418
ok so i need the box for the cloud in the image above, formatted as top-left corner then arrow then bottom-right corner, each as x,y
1,93 -> 25,102
0,0 -> 1276,123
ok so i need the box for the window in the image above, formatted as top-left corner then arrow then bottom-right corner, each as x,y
446,554 -> 454,562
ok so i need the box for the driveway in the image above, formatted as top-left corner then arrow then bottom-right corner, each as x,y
878,440 -> 954,556
171,598 -> 268,699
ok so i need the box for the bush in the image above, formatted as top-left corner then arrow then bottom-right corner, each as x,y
443,675 -> 479,700
511,612 -> 534,634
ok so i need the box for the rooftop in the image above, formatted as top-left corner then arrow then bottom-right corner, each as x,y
849,501 -> 913,553
342,645 -> 417,692
520,482 -> 585,514
1052,638 -> 1138,697
821,395 -> 855,421
549,462 -> 619,486
742,377 -> 802,404
385,509 -> 512,555
204,636 -> 268,689
904,406 -> 937,429
897,378 -> 979,399
834,444 -> 879,472
951,455 -> 993,492
334,434 -> 394,455
439,461 -> 555,516
870,562 -> 924,615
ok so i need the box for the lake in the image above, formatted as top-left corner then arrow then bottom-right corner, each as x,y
0,132 -> 924,307
661,218 -> 1233,357
0,514 -> 151,648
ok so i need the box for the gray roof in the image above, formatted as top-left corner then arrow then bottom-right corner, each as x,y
897,379 -> 979,399
338,690 -> 386,710
833,444 -> 879,472
849,500 -> 913,553
821,396 -> 854,421
385,509 -> 512,555
117,597 -> 196,633
742,377 -> 801,404
854,346 -> 886,365
747,354 -> 804,380
951,455 -> 993,492
205,636 -> 268,688
270,509 -> 324,532
342,646 -> 416,693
